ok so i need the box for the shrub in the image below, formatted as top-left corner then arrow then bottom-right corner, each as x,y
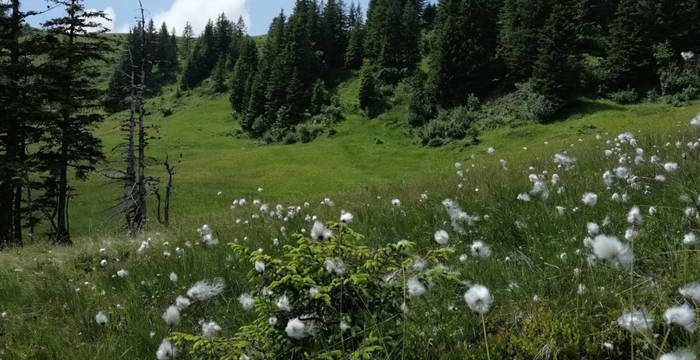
608,87 -> 639,104
417,106 -> 479,146
171,223 -> 458,359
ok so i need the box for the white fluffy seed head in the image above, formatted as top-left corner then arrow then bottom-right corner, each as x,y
464,285 -> 493,314
617,309 -> 653,334
175,296 -> 191,311
679,282 -> 700,302
156,338 -> 177,360
201,321 -> 222,339
95,311 -> 107,325
582,192 -> 598,207
285,317 -> 306,339
434,230 -> 449,245
162,305 -> 180,326
238,293 -> 255,310
187,278 -> 225,301
470,241 -> 492,258
407,277 -> 426,297
664,304 -> 696,332
592,235 -> 634,267
276,295 -> 291,312
255,261 -> 266,273
659,349 -> 696,360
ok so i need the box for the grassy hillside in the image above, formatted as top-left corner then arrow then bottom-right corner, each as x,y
1,69 -> 700,358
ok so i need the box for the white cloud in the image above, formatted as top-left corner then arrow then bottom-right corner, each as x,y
153,0 -> 249,36
86,7 -> 115,33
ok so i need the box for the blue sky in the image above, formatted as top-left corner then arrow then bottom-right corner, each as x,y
23,0 -> 373,36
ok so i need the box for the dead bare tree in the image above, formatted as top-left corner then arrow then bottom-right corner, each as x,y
154,153 -> 181,226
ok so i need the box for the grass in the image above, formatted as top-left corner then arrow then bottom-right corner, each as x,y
1,70 -> 700,358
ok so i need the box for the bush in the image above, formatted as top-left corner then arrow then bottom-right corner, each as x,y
171,223 -> 457,359
417,106 -> 479,146
608,87 -> 639,104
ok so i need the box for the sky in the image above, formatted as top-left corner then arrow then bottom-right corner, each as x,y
22,0 -> 373,36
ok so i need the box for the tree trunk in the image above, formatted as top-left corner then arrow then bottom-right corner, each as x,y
134,0 -> 148,231
55,144 -> 71,245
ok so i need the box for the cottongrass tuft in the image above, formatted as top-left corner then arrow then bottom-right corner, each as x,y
285,317 -> 307,340
470,241 -> 492,258
664,162 -> 679,173
310,221 -> 332,241
679,283 -> 700,302
156,338 -> 177,360
663,304 -> 696,333
169,272 -> 178,283
617,309 -> 653,334
116,269 -> 128,278
691,113 -> 700,127
659,349 -> 696,360
175,295 -> 191,310
683,233 -> 697,246
95,311 -> 107,325
187,278 -> 225,301
162,305 -> 180,326
238,293 -> 255,310
587,222 -> 599,236
325,259 -> 346,276
442,198 -> 480,234
201,321 -> 222,339
255,260 -> 266,273
268,316 -> 278,326
582,192 -> 598,207
407,277 -> 426,296
464,285 -> 493,314
434,230 -> 449,245
627,206 -> 643,225
391,198 -> 401,207
276,295 -> 291,312
591,235 -> 634,267
340,210 -> 353,223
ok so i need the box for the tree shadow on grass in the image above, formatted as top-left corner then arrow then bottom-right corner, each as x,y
549,98 -> 626,124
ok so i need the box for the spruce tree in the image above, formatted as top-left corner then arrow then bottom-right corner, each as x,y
498,0 -> 550,83
180,20 -> 217,89
358,59 -> 380,116
230,36 -> 258,114
182,22 -> 193,56
345,2 -> 364,69
605,0 -> 659,91
40,0 -> 111,244
213,55 -> 227,93
321,0 -> 347,70
429,0 -> 501,107
531,0 -> 579,110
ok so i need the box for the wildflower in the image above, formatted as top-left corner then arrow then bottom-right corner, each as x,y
685,207 -> 696,218
116,269 -> 128,278
276,295 -> 291,312
582,192 -> 598,207
392,198 -> 401,207
238,293 -> 255,310
591,235 -> 634,267
681,51 -> 695,61
577,284 -> 586,295
679,283 -> 700,302
156,339 -> 177,360
201,321 -> 222,339
255,261 -> 266,273
169,272 -> 178,283
470,241 -> 492,258
683,233 -> 697,246
464,285 -> 493,314
187,278 -> 225,301
95,311 -> 107,325
659,349 -> 696,360
664,162 -> 679,173
434,230 -> 449,245
268,317 -> 278,326
627,206 -> 643,225
442,199 -> 480,234
340,211 -> 353,223
691,113 -> 700,127
162,305 -> 180,326
587,222 -> 599,236
175,296 -> 191,310
286,318 -> 306,339
517,193 -> 531,202
325,259 -> 346,276
310,221 -> 332,241
664,304 -> 696,332
618,309 -> 653,334
407,277 -> 426,296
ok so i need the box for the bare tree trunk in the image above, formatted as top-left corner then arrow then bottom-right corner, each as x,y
134,0 -> 148,231
124,58 -> 137,234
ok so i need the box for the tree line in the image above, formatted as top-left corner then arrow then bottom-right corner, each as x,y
1,0 -> 175,248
